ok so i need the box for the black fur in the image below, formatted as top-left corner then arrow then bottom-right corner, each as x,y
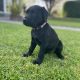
23,5 -> 64,65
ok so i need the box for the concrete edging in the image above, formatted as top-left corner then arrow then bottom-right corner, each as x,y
0,20 -> 80,32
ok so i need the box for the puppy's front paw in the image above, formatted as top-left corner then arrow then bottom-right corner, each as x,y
60,56 -> 64,60
23,52 -> 31,57
58,55 -> 64,60
33,59 -> 41,65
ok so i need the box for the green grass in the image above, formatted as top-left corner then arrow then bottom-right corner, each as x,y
0,22 -> 80,80
48,18 -> 80,27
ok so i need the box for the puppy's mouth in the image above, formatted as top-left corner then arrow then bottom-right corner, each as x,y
23,17 -> 32,27
23,17 -> 36,27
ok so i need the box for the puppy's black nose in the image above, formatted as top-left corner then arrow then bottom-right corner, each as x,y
23,17 -> 26,20
23,17 -> 27,25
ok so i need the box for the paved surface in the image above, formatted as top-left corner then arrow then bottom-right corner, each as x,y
0,18 -> 80,32
0,20 -> 22,24
52,25 -> 80,32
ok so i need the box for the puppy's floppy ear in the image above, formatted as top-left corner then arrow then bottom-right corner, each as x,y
42,7 -> 48,21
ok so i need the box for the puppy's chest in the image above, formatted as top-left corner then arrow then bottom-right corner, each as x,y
32,32 -> 37,38
32,30 -> 40,39
32,31 -> 42,45
31,29 -> 44,39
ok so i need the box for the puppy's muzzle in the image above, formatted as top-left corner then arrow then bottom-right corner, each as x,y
23,16 -> 31,26
23,17 -> 27,25
23,17 -> 26,20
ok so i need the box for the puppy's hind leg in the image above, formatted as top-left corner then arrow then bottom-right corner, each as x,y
54,40 -> 64,59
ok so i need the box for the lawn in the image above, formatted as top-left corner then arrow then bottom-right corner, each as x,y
48,18 -> 80,27
0,22 -> 80,80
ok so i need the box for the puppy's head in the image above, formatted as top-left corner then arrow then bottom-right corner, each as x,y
23,5 -> 48,28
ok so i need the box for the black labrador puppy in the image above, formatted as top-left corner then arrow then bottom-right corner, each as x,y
23,5 -> 64,65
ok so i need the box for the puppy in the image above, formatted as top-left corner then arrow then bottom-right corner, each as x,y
23,5 -> 64,65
